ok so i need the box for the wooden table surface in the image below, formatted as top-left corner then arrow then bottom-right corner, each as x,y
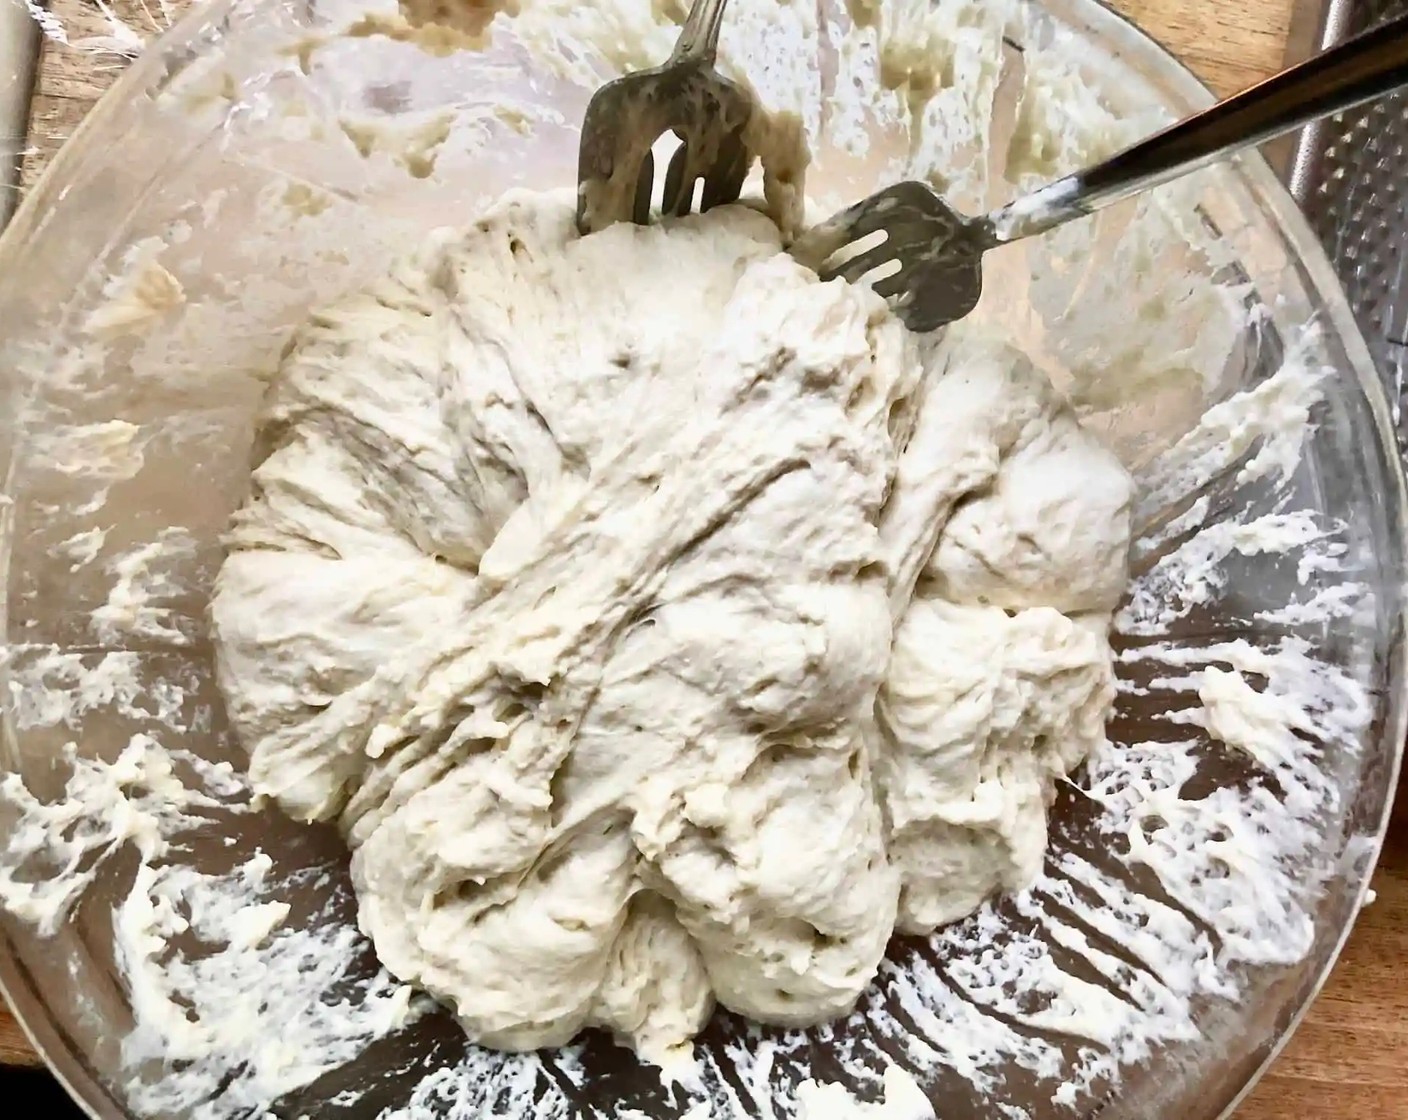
8,1 -> 1408,1116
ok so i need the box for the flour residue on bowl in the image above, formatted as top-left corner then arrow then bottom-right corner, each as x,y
0,0 -> 1396,1118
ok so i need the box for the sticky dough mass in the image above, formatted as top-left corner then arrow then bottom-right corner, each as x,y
211,191 -> 1133,1058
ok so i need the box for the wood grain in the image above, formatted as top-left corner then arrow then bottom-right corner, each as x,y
1107,0 -> 1299,99
11,2 -> 1408,1118
0,1014 -> 37,1067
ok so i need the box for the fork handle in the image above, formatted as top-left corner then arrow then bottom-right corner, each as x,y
671,0 -> 731,63
989,12 -> 1408,243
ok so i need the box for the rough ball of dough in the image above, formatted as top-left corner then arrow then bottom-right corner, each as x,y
211,191 -> 1132,1060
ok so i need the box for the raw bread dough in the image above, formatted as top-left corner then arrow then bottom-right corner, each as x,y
211,189 -> 1132,1059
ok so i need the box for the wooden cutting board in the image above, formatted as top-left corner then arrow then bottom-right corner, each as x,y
9,2 -> 1408,1118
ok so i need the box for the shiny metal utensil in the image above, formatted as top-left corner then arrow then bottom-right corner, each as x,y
576,0 -> 754,235
793,12 -> 1408,332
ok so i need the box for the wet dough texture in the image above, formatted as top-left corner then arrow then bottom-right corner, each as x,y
211,191 -> 1132,1058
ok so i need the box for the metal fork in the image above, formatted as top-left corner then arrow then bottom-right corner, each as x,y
576,0 -> 755,235
792,12 -> 1408,332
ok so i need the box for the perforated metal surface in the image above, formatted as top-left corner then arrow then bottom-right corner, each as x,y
1291,0 -> 1408,440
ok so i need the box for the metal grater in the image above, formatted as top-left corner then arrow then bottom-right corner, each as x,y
1288,0 -> 1408,447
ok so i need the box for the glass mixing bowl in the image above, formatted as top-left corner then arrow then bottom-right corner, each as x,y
1,1 -> 1404,1118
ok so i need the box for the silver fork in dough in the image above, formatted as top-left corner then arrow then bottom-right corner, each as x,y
575,0 -> 756,234
793,13 -> 1408,332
